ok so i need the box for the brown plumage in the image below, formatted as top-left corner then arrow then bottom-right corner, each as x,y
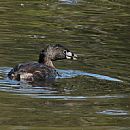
8,44 -> 77,82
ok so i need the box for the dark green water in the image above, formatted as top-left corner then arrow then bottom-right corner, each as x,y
0,0 -> 130,129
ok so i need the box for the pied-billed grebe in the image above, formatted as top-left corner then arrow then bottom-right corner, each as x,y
8,44 -> 77,81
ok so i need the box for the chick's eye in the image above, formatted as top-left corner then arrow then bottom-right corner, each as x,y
63,50 -> 67,54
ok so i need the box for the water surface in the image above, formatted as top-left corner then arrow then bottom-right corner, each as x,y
0,0 -> 130,129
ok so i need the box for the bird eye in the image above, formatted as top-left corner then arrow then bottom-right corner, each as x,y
63,50 -> 67,54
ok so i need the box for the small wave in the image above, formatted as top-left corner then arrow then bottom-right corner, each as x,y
97,109 -> 128,116
15,94 -> 126,100
59,0 -> 78,5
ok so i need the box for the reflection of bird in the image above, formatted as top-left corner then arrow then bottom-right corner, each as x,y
8,44 -> 77,82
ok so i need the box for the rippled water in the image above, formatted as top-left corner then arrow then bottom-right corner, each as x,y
0,0 -> 130,129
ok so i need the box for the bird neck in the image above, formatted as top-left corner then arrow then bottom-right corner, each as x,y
45,59 -> 55,68
42,57 -> 55,68
38,51 -> 55,68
